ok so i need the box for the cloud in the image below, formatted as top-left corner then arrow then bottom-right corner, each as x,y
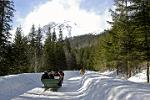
12,0 -> 112,37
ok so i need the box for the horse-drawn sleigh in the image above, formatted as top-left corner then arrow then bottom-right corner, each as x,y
41,71 -> 64,89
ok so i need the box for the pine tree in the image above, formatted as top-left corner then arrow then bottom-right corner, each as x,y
86,46 -> 95,70
93,31 -> 116,71
119,0 -> 137,77
43,26 -> 55,70
130,0 -> 150,82
28,24 -> 36,72
108,0 -> 138,77
28,24 -> 36,47
55,28 -> 67,70
52,28 -> 57,42
13,26 -> 28,73
34,26 -> 43,72
107,0 -> 127,73
0,0 -> 14,75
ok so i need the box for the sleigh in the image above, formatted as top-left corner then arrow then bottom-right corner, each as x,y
41,78 -> 62,89
41,72 -> 64,89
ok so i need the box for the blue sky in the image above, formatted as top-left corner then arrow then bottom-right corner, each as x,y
12,0 -> 114,36
13,0 -> 47,17
80,0 -> 113,14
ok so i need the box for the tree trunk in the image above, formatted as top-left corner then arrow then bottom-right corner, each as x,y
127,61 -> 131,78
147,61 -> 149,83
34,50 -> 37,73
116,65 -> 119,75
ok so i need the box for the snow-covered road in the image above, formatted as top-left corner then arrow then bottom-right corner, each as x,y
0,71 -> 150,100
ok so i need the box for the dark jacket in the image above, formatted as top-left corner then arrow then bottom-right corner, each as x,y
41,72 -> 49,79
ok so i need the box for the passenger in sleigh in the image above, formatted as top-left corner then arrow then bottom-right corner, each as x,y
48,71 -> 55,79
41,71 -> 49,79
57,71 -> 64,86
41,70 -> 55,79
54,71 -> 64,79
59,71 -> 64,80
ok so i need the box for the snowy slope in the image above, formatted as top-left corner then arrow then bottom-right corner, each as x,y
128,70 -> 147,83
0,73 -> 42,100
0,71 -> 150,100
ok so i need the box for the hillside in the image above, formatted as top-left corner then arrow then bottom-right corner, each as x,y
68,34 -> 99,48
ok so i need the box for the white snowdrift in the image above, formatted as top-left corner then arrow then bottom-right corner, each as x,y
0,71 -> 150,100
0,73 -> 42,100
128,70 -> 147,83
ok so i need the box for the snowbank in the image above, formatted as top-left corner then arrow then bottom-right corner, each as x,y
128,70 -> 147,83
0,71 -> 150,100
77,71 -> 150,100
0,73 -> 42,100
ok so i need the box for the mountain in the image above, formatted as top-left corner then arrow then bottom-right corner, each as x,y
40,23 -> 100,48
68,34 -> 100,49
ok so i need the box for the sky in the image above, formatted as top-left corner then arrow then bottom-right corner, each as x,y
11,0 -> 114,37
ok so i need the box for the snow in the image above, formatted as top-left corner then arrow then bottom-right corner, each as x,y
128,70 -> 147,83
0,70 -> 150,100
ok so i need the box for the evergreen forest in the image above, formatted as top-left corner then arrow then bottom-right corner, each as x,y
0,0 -> 150,83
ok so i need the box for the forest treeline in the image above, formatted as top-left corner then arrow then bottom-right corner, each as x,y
93,0 -> 150,82
0,0 -> 150,82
